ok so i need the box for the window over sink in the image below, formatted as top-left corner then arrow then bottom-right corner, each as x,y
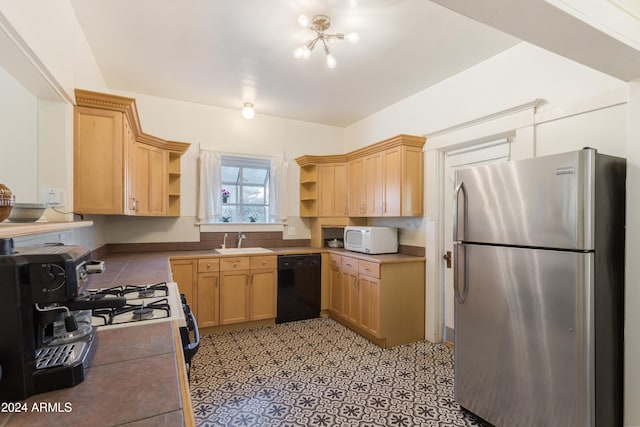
220,156 -> 270,223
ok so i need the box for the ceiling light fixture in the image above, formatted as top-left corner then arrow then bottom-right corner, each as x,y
293,14 -> 359,69
241,103 -> 255,119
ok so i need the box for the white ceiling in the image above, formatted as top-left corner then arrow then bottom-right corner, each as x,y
68,0 -> 520,127
433,0 -> 640,82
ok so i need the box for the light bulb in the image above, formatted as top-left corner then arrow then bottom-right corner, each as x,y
326,54 -> 336,69
346,32 -> 360,43
302,45 -> 311,59
241,103 -> 255,120
294,46 -> 305,59
298,14 -> 309,27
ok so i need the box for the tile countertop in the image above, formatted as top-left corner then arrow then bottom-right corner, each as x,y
1,322 -> 191,427
89,247 -> 425,288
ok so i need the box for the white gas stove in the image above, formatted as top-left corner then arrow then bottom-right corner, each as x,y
87,281 -> 199,378
87,282 -> 187,329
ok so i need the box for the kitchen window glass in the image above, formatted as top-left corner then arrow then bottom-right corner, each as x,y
220,156 -> 270,223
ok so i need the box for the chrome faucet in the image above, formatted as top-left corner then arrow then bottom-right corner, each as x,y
237,232 -> 246,248
222,233 -> 229,249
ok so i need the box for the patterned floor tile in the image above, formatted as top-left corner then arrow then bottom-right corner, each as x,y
190,318 -> 488,426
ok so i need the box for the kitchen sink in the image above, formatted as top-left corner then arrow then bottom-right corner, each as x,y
214,247 -> 274,255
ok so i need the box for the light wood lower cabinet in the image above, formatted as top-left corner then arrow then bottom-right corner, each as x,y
172,256 -> 277,328
329,254 -> 343,314
358,273 -> 381,337
219,256 -> 277,325
328,254 -> 425,348
220,270 -> 250,324
341,258 -> 360,324
170,259 -> 198,317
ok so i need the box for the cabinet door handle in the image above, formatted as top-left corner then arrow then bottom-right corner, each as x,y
233,262 -> 238,267
262,260 -> 266,266
207,263 -> 211,268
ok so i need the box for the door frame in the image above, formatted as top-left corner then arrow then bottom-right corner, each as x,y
422,100 -> 539,343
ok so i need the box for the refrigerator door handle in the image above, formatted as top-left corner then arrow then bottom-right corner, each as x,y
453,243 -> 469,304
453,181 -> 467,242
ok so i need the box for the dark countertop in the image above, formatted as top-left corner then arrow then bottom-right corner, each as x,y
1,322 -> 189,427
89,247 -> 424,288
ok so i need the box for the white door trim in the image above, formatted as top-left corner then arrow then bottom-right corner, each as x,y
423,103 -> 538,343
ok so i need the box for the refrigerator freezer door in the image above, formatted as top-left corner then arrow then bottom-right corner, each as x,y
454,149 -> 595,249
454,244 -> 593,427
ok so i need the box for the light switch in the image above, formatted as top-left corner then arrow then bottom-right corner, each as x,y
287,226 -> 296,236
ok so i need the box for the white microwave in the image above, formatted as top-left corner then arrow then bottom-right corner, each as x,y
344,226 -> 398,254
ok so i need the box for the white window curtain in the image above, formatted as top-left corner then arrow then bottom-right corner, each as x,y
198,149 -> 221,222
269,156 -> 288,222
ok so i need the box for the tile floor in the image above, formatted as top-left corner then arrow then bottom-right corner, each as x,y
190,318 -> 488,426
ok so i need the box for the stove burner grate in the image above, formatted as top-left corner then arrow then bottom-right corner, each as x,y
132,306 -> 154,321
108,298 -> 171,325
122,282 -> 169,299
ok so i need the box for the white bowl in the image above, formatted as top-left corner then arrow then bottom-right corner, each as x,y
8,203 -> 46,222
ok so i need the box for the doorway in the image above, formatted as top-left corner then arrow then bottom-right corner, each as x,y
441,138 -> 510,342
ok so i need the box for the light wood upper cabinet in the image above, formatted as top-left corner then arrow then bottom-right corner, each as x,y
374,143 -> 424,217
347,157 -> 365,216
364,152 -> 383,216
74,89 -> 189,216
135,142 -> 167,216
74,107 -> 134,215
400,145 -> 424,216
318,163 -> 347,217
297,134 -> 425,219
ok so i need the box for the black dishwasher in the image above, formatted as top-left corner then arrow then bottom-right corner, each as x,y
276,254 -> 321,324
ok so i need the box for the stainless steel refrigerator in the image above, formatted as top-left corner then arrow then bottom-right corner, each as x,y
453,148 -> 625,427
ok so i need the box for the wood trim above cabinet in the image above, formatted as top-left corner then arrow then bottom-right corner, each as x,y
75,89 -> 190,154
295,134 -> 425,167
345,134 -> 425,162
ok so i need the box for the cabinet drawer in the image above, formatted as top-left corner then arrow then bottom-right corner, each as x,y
341,257 -> 359,274
219,257 -> 251,271
329,254 -> 342,268
358,260 -> 380,278
250,255 -> 277,269
198,258 -> 220,273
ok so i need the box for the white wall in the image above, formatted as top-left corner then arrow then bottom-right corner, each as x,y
0,0 -> 107,100
625,78 -> 640,427
345,43 -> 625,150
0,65 -> 38,202
535,103 -> 627,157
100,90 -> 347,243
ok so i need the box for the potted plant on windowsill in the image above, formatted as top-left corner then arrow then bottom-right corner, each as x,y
221,189 -> 230,203
220,211 -> 231,222
248,210 -> 260,223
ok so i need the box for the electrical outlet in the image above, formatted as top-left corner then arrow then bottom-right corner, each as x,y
43,188 -> 64,206
287,226 -> 296,236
